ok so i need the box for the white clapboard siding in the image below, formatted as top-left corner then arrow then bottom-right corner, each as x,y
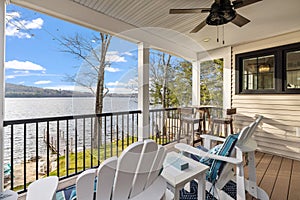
231,31 -> 300,160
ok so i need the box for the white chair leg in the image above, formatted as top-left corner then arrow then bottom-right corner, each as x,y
246,151 -> 258,198
245,151 -> 269,200
236,150 -> 246,200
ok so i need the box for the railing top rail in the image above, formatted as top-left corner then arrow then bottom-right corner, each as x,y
4,110 -> 142,126
149,107 -> 179,112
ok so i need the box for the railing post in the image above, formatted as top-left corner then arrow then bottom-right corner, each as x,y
137,42 -> 150,141
0,0 -> 6,192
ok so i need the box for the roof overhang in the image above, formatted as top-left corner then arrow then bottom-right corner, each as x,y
10,0 -> 300,61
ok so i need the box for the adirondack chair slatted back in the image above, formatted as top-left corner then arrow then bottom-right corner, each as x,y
76,140 -> 166,200
112,140 -> 166,200
236,115 -> 263,148
129,140 -> 159,198
76,170 -> 97,200
96,157 -> 118,200
145,146 -> 166,188
112,141 -> 144,200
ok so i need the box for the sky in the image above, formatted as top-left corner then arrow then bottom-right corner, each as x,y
5,4 -> 139,94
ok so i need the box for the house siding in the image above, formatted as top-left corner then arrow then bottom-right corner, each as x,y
232,31 -> 300,160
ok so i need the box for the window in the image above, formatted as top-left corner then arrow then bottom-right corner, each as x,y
243,55 -> 275,90
236,42 -> 300,94
286,50 -> 300,89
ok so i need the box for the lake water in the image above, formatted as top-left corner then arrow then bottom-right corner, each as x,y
5,97 -> 138,120
3,97 -> 138,163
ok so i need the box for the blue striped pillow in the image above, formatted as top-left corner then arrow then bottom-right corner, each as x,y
206,134 -> 239,183
191,144 -> 222,166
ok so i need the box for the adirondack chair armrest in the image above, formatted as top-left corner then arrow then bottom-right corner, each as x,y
175,143 -> 243,165
130,176 -> 168,200
200,134 -> 226,142
200,134 -> 226,149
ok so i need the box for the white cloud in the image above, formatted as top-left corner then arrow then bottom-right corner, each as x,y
105,67 -> 121,72
6,11 -> 43,39
13,70 -> 30,74
5,75 -> 15,79
123,52 -> 133,56
5,60 -> 46,71
21,18 -> 43,29
106,51 -> 127,63
34,80 -> 51,85
6,26 -> 32,38
18,81 -> 25,85
6,12 -> 21,21
107,81 -> 127,87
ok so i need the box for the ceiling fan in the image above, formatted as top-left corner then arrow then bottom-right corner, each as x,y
169,0 -> 262,33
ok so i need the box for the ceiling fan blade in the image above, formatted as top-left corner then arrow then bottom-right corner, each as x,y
169,8 -> 210,14
233,0 -> 262,9
231,13 -> 251,27
201,8 -> 211,13
190,20 -> 207,33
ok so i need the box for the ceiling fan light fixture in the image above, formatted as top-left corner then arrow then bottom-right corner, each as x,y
206,1 -> 236,26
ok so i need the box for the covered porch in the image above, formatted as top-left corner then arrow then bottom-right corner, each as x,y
1,0 -> 300,199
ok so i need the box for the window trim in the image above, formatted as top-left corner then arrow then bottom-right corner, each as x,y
236,42 -> 300,94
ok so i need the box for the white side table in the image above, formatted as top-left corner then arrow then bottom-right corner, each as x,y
0,190 -> 18,200
161,151 -> 209,200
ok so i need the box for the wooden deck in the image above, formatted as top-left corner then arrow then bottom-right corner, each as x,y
246,151 -> 300,200
18,148 -> 300,200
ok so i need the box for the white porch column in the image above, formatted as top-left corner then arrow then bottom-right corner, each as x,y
137,42 -> 150,141
192,58 -> 200,105
0,0 -> 6,192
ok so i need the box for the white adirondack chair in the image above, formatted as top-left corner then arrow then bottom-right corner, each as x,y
175,115 -> 269,200
75,139 -> 173,200
26,176 -> 59,200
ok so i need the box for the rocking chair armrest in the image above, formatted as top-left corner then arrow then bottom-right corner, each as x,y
175,143 -> 243,165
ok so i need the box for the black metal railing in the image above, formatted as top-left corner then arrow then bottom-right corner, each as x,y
3,110 -> 141,193
3,106 -> 221,193
3,108 -> 183,193
149,108 -> 180,145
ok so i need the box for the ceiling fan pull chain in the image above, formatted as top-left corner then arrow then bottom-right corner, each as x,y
217,26 -> 219,43
222,25 -> 225,45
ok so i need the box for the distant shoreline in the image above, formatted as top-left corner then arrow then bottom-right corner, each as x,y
5,83 -> 137,98
5,94 -> 137,98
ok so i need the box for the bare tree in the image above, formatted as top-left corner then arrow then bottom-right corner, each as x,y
149,52 -> 174,107
60,33 -> 112,147
149,52 -> 174,137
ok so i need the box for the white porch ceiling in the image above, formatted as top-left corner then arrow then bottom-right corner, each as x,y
11,0 -> 300,60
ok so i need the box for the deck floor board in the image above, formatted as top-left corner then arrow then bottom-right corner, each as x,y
246,152 -> 300,200
259,156 -> 282,197
271,158 -> 292,200
288,160 -> 300,200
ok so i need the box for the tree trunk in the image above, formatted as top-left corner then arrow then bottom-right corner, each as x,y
93,33 -> 112,149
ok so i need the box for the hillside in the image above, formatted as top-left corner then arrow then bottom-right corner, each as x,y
5,83 -> 94,97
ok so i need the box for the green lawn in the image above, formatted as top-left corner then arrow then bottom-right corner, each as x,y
13,136 -> 174,192
49,137 -> 138,177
